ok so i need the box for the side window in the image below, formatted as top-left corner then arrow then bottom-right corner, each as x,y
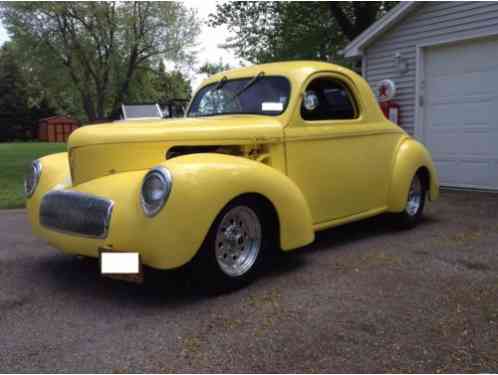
301,77 -> 358,121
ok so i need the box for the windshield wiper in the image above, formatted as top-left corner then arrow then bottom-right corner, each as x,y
214,76 -> 228,90
228,71 -> 265,103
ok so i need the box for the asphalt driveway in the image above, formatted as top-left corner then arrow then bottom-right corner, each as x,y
0,191 -> 497,373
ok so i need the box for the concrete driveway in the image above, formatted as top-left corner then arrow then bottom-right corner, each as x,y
0,191 -> 497,372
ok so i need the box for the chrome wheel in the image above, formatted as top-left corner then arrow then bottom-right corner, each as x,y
215,205 -> 262,277
406,176 -> 423,216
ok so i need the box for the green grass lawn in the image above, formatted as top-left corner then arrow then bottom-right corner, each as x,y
0,143 -> 66,209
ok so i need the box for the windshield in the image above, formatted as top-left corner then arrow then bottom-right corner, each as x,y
188,75 -> 291,117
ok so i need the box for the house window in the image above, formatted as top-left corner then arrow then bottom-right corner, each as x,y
301,78 -> 358,121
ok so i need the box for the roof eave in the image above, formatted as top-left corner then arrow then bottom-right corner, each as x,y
343,1 -> 419,58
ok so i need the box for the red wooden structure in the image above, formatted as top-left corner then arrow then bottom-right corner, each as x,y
38,116 -> 79,142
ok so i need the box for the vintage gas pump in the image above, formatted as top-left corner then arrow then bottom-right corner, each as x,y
377,79 -> 400,125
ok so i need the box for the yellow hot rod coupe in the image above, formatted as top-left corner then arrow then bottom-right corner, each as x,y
25,61 -> 439,287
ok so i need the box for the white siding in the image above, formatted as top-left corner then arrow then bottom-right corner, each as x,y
363,2 -> 498,135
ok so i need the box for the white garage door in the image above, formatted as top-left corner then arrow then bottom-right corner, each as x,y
423,35 -> 498,190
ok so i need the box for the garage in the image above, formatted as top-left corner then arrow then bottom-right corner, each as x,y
423,36 -> 498,189
343,1 -> 498,190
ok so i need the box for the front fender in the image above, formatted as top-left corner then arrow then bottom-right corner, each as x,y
102,153 -> 314,268
162,153 -> 315,253
26,152 -> 71,234
388,138 -> 439,212
28,153 -> 314,270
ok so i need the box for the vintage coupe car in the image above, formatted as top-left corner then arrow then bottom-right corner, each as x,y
25,61 -> 439,287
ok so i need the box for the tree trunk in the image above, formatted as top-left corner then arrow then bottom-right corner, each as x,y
109,47 -> 138,117
82,93 -> 97,122
95,84 -> 107,121
353,2 -> 379,36
328,2 -> 381,41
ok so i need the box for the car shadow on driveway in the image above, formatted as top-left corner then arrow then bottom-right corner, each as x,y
305,213 -> 440,253
34,212 -> 440,305
35,254 -> 213,307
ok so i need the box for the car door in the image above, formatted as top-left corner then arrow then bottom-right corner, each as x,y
284,72 -> 399,225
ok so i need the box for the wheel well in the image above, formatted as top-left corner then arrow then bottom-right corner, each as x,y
231,193 -> 281,250
417,166 -> 430,191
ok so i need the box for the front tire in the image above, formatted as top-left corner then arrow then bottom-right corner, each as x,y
191,197 -> 273,291
396,173 -> 426,229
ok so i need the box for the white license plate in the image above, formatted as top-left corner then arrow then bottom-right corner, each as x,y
100,252 -> 140,274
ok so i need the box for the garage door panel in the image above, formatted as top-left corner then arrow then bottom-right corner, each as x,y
428,97 -> 497,131
433,160 -> 461,185
428,72 -> 498,101
428,103 -> 453,125
428,132 -> 498,157
462,98 -> 495,127
426,132 -> 462,155
434,159 -> 498,189
424,35 -> 498,190
462,131 -> 498,156
426,37 -> 498,76
459,160 -> 498,188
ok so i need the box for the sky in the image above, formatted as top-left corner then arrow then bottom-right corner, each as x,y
184,1 -> 244,89
0,1 -> 243,91
0,21 -> 6,46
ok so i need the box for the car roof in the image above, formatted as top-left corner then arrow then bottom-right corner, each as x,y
202,60 -> 356,87
196,60 -> 387,124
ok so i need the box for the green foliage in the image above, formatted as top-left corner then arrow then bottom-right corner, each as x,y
151,61 -> 192,102
210,2 -> 343,63
123,61 -> 191,104
0,142 -> 66,208
209,1 -> 398,64
0,2 -> 200,121
198,61 -> 232,76
0,44 -> 55,141
0,45 -> 29,135
327,2 -> 398,41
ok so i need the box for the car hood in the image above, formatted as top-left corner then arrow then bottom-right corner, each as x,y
68,115 -> 284,149
67,115 -> 284,185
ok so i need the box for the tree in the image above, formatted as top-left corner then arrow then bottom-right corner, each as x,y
209,2 -> 397,64
0,44 -> 55,141
153,61 -> 192,102
198,60 -> 232,76
0,2 -> 200,121
128,60 -> 192,104
0,44 -> 30,140
328,2 -> 396,41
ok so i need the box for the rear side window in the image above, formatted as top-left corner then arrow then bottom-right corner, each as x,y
301,78 -> 358,121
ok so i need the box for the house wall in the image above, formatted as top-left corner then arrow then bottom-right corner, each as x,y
363,1 -> 498,135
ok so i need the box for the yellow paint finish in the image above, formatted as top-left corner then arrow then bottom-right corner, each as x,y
286,126 -> 402,223
388,138 -> 440,212
29,153 -> 314,269
285,70 -> 402,223
68,116 -> 285,185
69,116 -> 285,148
26,61 -> 440,270
26,152 -> 71,236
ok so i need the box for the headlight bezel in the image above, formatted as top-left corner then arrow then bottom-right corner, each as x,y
140,166 -> 172,217
24,159 -> 42,198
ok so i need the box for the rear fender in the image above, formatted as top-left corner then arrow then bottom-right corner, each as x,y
388,138 -> 439,212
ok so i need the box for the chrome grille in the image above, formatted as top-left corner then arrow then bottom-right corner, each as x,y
40,190 -> 113,238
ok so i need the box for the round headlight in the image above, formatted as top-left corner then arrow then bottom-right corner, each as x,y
24,160 -> 42,198
140,166 -> 172,217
